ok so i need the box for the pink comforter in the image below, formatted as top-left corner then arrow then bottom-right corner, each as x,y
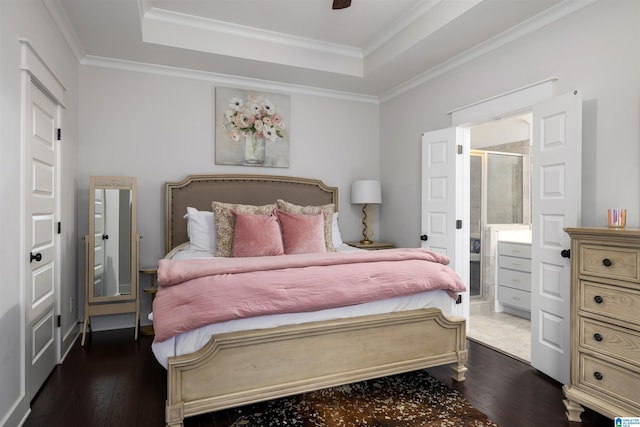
152,248 -> 465,342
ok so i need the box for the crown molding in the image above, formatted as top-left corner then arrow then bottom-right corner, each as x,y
362,0 -> 441,57
41,0 -> 86,62
143,1 -> 475,79
146,7 -> 362,58
81,55 -> 379,104
45,0 -> 596,104
379,0 -> 598,103
142,7 -> 363,77
363,0 -> 482,75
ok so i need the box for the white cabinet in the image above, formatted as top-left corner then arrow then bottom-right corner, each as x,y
497,241 -> 531,317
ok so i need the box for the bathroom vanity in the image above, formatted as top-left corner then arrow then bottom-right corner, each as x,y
497,231 -> 532,319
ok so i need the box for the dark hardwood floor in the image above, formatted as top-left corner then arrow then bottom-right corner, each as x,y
24,329 -> 613,427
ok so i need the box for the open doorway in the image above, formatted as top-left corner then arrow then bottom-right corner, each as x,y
427,87 -> 581,382
466,113 -> 533,363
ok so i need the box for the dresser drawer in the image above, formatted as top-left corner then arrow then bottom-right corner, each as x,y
581,281 -> 640,325
499,255 -> 531,272
580,245 -> 640,282
498,285 -> 530,311
498,268 -> 530,291
580,318 -> 640,366
578,353 -> 640,408
498,242 -> 531,258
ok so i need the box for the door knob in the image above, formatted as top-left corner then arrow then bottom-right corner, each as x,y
420,235 -> 428,241
30,252 -> 42,263
102,234 -> 109,240
561,249 -> 571,258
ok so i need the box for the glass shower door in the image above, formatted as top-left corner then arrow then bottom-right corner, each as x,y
469,153 -> 483,298
486,153 -> 524,224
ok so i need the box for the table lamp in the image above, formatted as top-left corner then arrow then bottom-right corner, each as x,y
350,180 -> 382,244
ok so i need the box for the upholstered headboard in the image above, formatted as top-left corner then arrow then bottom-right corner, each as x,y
164,174 -> 339,253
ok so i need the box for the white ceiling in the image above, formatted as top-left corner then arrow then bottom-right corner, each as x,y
52,0 -> 578,98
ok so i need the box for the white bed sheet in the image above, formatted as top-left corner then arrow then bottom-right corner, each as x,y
151,244 -> 458,368
168,242 -> 361,260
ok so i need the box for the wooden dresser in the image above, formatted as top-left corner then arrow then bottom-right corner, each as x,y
563,227 -> 640,421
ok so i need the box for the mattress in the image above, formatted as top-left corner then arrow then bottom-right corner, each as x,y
151,244 -> 457,368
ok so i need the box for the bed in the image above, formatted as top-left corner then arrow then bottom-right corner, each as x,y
155,174 -> 468,427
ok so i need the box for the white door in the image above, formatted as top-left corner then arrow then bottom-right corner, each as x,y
421,128 -> 470,317
26,81 -> 59,397
530,91 -> 582,384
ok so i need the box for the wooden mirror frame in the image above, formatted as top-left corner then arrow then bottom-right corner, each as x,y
83,176 -> 139,345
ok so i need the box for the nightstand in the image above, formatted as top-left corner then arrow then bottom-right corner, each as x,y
140,267 -> 158,336
346,241 -> 395,250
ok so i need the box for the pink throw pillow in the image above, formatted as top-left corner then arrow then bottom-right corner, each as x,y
276,209 -> 326,254
231,211 -> 284,257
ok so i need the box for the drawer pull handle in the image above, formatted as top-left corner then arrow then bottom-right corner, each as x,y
593,333 -> 603,342
594,295 -> 604,304
602,258 -> 612,267
593,371 -> 603,381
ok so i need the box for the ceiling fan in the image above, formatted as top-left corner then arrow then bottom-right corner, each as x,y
332,0 -> 351,10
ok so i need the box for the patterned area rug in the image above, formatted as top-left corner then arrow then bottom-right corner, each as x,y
194,370 -> 500,426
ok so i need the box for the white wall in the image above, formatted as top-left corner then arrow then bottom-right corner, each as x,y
5,3 -> 634,423
380,0 -> 640,248
0,0 -> 79,425
77,65 -> 380,328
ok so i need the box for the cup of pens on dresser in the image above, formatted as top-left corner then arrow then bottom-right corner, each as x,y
607,208 -> 627,228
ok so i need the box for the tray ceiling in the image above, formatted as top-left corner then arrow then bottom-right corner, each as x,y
53,0 -> 585,97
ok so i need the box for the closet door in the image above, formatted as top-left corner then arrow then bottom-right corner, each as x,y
26,81 -> 60,398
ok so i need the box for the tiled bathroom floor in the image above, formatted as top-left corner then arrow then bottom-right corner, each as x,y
467,311 -> 531,363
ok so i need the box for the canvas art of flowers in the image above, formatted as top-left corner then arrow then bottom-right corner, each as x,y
222,94 -> 286,142
215,87 -> 290,168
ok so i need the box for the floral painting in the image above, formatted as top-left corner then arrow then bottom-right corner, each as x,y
215,87 -> 290,167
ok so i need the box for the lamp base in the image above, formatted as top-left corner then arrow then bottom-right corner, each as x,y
359,203 -> 375,245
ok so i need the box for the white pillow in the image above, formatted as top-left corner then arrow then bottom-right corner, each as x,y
332,212 -> 344,247
185,207 -> 216,252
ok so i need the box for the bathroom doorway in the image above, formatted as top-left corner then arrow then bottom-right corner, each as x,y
444,88 -> 581,379
467,114 -> 533,362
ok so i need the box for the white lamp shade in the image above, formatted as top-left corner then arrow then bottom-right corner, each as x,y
350,180 -> 382,204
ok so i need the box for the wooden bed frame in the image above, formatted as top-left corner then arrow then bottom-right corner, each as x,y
162,174 -> 468,427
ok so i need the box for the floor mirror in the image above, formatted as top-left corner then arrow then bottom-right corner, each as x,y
82,176 -> 139,345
